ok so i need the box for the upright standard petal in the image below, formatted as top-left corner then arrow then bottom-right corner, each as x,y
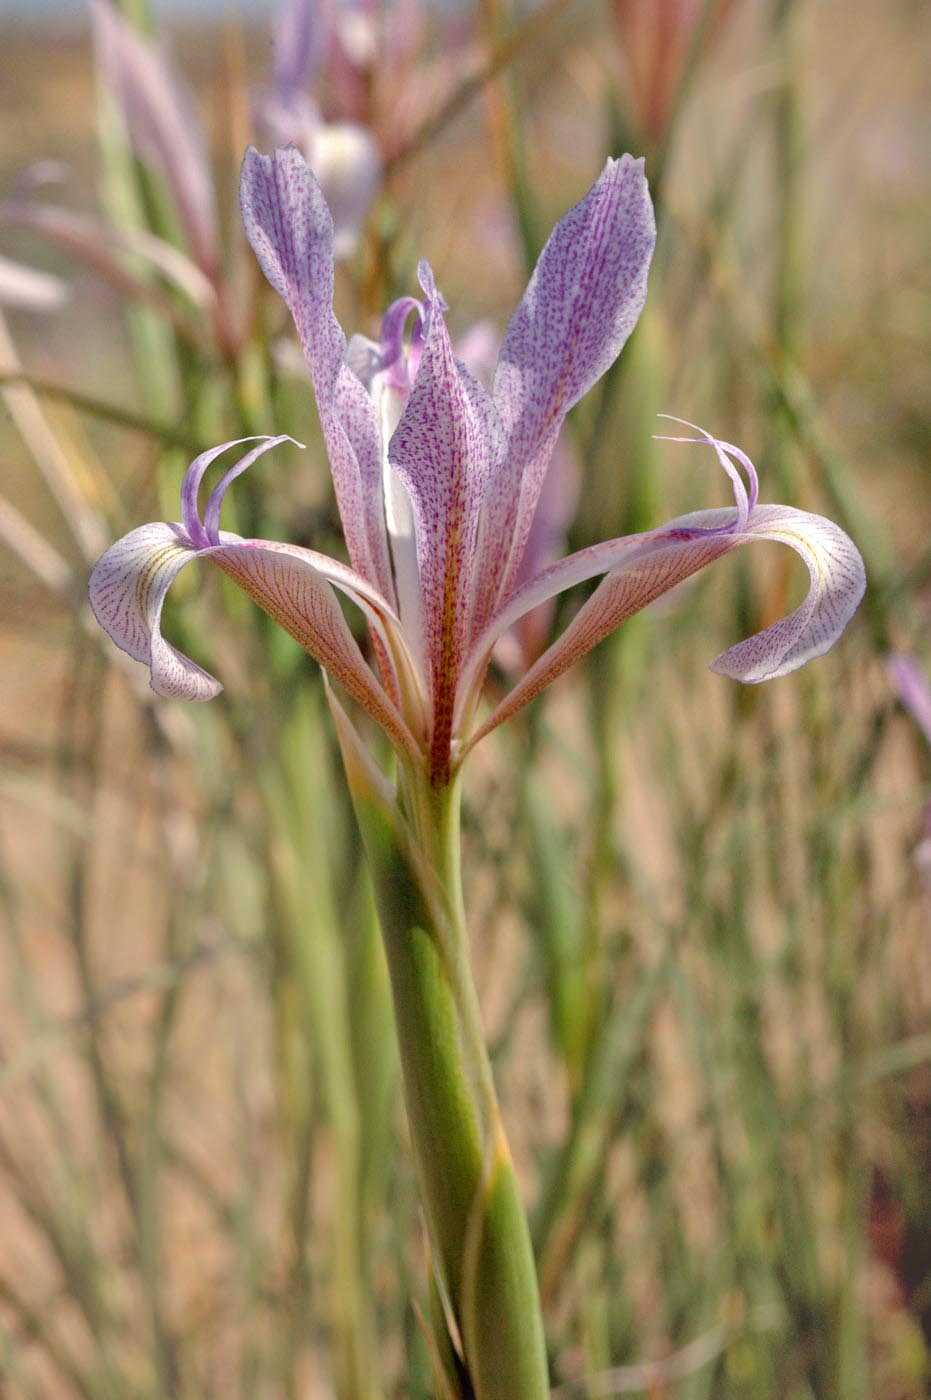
88,521 -> 222,700
91,1 -> 218,272
477,156 -> 656,619
240,145 -> 393,598
388,262 -> 504,782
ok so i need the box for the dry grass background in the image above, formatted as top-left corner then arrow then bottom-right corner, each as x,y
0,2 -> 929,1397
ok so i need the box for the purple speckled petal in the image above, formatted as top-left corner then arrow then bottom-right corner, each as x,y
240,145 -> 393,598
476,156 -> 656,623
91,1 -> 218,273
88,521 -> 222,700
388,260 -> 504,782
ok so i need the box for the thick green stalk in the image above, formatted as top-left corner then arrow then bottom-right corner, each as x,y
338,726 -> 548,1400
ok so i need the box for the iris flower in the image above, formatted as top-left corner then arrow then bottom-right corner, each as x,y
89,147 -> 865,786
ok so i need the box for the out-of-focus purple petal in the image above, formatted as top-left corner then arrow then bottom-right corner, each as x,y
455,319 -> 499,387
477,156 -> 656,624
88,521 -> 222,700
0,254 -> 67,312
272,0 -> 330,96
0,200 -> 215,308
256,89 -> 323,163
308,122 -> 382,258
240,145 -> 392,598
388,260 -> 504,781
91,0 -> 218,271
386,0 -> 426,66
885,654 -> 931,747
335,0 -> 381,69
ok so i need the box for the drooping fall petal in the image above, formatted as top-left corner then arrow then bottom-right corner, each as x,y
458,433 -> 864,751
89,434 -> 420,754
207,540 -> 419,757
709,505 -> 866,682
89,521 -> 222,701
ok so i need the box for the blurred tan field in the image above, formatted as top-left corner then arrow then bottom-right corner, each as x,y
0,1 -> 929,1397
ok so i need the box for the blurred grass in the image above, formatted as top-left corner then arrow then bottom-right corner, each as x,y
0,0 -> 929,1397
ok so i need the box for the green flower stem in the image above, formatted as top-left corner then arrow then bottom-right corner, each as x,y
345,746 -> 548,1399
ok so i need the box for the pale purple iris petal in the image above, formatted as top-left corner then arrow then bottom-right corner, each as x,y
709,505 -> 865,681
272,0 -> 330,96
461,501 -> 863,751
457,431 -> 865,745
88,521 -> 222,700
886,654 -> 931,746
478,155 -> 656,619
462,520 -> 735,749
180,437 -> 280,549
656,414 -> 759,526
91,1 -> 218,273
388,260 -> 505,780
206,538 -> 419,757
89,505 -> 418,748
203,435 -> 299,544
0,200 -> 215,309
455,320 -> 499,388
240,145 -> 393,598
